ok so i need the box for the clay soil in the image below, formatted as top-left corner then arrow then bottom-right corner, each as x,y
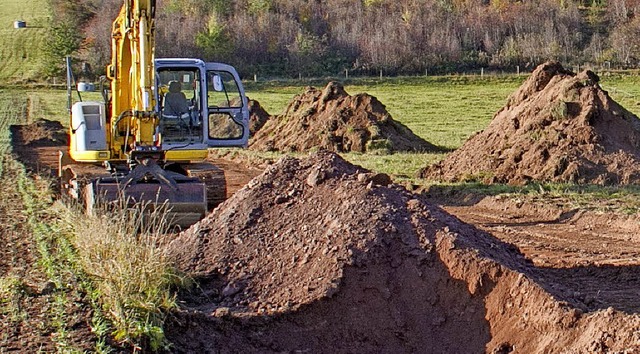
165,151 -> 640,353
249,82 -> 440,153
421,61 -> 640,185
7,99 -> 640,353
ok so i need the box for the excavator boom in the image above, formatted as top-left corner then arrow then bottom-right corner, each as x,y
107,0 -> 158,156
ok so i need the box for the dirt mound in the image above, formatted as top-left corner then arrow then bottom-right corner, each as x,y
420,61 -> 640,185
247,99 -> 271,135
249,82 -> 439,153
11,118 -> 67,146
10,119 -> 68,176
230,97 -> 272,135
165,151 -> 640,353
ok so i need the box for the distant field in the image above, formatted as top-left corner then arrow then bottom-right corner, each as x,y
3,72 -> 640,179
247,74 -> 640,150
245,73 -> 640,178
599,73 -> 640,115
0,0 -> 50,82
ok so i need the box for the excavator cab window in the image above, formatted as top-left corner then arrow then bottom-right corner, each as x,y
157,68 -> 202,143
206,70 -> 244,140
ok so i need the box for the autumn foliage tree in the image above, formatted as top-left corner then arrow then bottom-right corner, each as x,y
53,0 -> 640,79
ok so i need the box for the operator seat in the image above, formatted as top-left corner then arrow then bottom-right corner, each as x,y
163,81 -> 190,119
161,81 -> 193,141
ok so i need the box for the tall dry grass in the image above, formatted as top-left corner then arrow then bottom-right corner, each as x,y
67,200 -> 187,351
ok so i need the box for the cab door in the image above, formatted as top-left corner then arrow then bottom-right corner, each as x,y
203,63 -> 249,147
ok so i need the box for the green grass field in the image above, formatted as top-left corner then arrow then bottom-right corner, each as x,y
0,0 -> 51,83
3,72 -> 639,182
245,73 -> 640,179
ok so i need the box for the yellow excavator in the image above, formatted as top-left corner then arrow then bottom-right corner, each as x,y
60,0 -> 249,226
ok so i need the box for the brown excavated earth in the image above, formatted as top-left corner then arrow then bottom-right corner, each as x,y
164,151 -> 640,353
249,81 -> 439,153
10,118 -> 68,176
246,98 -> 271,135
420,61 -> 640,185
9,91 -> 640,353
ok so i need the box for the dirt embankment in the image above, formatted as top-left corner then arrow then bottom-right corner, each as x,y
421,61 -> 640,185
249,82 -> 439,153
10,119 -> 67,176
165,151 -> 640,353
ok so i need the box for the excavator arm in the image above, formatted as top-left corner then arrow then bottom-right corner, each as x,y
107,0 -> 158,160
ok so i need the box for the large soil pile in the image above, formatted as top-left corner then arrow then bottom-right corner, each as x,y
165,151 -> 640,353
420,61 -> 640,185
249,82 -> 438,153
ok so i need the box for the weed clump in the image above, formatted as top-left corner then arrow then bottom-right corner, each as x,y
68,201 -> 186,351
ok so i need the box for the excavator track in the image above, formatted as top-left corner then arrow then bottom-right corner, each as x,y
60,158 -> 211,228
184,162 -> 227,210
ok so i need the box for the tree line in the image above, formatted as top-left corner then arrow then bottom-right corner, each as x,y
47,0 -> 640,79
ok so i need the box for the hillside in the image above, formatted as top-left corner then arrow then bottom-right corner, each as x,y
73,0 -> 639,78
0,0 -> 51,83
2,0 -> 638,82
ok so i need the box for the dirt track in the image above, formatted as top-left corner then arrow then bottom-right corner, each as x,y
438,196 -> 640,314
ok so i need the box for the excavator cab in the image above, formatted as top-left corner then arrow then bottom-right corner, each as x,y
155,59 -> 249,153
158,72 -> 200,143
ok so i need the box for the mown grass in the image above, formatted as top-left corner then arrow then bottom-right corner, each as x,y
598,73 -> 640,113
0,0 -> 51,83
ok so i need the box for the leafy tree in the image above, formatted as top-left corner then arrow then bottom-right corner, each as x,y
195,17 -> 234,62
42,20 -> 83,79
71,0 -> 640,78
610,17 -> 640,65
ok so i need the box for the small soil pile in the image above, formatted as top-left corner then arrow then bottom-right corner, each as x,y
165,151 -> 640,353
420,61 -> 640,185
11,118 -> 67,146
249,82 -> 438,153
10,119 -> 68,176
231,97 -> 272,135
247,98 -> 271,135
